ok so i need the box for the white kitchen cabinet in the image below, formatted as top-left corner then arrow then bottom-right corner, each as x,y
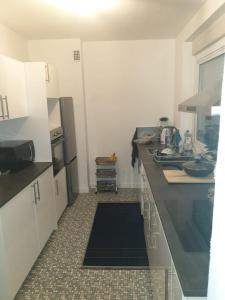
140,161 -> 207,300
45,63 -> 59,99
0,185 -> 38,300
34,166 -> 57,250
0,55 -> 28,121
54,167 -> 68,222
0,166 -> 57,300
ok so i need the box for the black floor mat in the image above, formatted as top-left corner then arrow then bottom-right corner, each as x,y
83,203 -> 149,267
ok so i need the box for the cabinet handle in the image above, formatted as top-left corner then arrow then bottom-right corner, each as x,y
55,179 -> 59,195
32,183 -> 38,204
149,233 -> 158,249
2,96 -> 9,119
0,95 -> 5,119
142,174 -> 146,182
36,180 -> 41,201
45,64 -> 50,82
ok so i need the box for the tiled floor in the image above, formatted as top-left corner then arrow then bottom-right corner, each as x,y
16,189 -> 165,300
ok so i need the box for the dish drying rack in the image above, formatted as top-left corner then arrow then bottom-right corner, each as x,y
95,156 -> 118,193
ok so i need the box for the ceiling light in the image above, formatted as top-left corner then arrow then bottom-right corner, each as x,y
48,0 -> 120,16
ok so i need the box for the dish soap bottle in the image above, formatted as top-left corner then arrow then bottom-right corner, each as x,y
183,130 -> 192,153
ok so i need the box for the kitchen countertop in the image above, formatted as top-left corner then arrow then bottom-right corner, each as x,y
138,143 -> 212,297
0,162 -> 52,208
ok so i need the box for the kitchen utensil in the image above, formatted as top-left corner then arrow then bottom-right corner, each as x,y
160,126 -> 178,147
182,159 -> 215,177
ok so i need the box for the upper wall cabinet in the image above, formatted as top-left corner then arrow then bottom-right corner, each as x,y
45,63 -> 60,99
0,55 -> 28,121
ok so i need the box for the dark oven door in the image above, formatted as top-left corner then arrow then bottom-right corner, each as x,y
51,136 -> 65,176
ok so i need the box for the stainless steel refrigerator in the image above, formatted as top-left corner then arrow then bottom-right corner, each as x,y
60,97 -> 79,205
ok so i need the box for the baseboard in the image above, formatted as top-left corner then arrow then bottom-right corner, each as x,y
119,183 -> 141,189
89,183 -> 141,189
79,186 -> 90,193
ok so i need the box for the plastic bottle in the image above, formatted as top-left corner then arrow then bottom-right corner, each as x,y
183,130 -> 192,152
165,128 -> 172,146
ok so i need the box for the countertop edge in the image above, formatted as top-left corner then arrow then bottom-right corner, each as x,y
0,162 -> 53,209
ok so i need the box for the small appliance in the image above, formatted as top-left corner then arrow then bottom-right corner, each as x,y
0,140 -> 35,173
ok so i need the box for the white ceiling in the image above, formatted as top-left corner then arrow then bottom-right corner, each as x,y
0,0 -> 206,41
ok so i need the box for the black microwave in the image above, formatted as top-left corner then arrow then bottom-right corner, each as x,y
0,140 -> 35,173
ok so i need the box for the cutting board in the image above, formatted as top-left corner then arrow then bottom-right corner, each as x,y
163,170 -> 214,184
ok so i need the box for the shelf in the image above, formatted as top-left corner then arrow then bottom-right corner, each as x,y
95,156 -> 117,193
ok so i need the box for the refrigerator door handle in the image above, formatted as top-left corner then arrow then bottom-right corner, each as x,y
55,179 -> 59,195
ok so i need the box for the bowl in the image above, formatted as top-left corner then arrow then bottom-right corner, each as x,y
182,159 -> 215,177
134,134 -> 156,144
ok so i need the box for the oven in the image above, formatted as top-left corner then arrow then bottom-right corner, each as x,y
50,127 -> 65,176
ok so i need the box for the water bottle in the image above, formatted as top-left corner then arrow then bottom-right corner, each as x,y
183,130 -> 192,152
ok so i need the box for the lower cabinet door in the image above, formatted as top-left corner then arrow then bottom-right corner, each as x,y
35,167 -> 57,251
55,167 -> 68,221
149,204 -> 171,270
0,185 -> 38,300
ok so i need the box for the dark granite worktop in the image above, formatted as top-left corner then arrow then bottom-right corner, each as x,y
138,144 -> 212,297
0,162 -> 52,208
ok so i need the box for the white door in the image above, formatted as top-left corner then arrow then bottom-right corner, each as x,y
0,55 -> 28,120
0,185 -> 38,300
35,167 -> 57,250
55,167 -> 68,221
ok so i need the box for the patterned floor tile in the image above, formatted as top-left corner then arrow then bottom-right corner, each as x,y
16,189 -> 165,300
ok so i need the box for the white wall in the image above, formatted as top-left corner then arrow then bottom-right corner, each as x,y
174,36 -> 196,135
0,23 -> 28,60
28,39 -> 89,193
83,40 -> 176,188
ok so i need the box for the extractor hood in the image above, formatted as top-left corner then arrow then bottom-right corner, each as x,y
178,80 -> 222,113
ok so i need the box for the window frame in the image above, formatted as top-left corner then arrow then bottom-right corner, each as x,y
193,37 -> 225,152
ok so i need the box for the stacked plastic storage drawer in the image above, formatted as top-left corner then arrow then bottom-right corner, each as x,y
95,157 -> 118,193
